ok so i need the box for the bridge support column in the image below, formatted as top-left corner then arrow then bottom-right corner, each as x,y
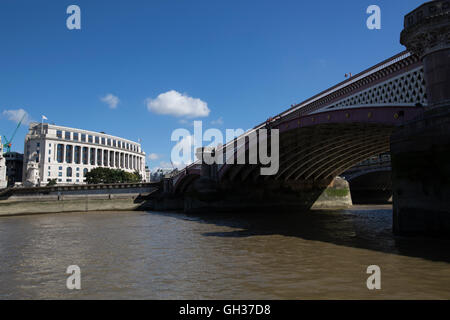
311,177 -> 353,209
391,1 -> 450,236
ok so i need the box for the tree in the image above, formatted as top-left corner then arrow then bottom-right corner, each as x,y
47,178 -> 57,186
84,167 -> 142,184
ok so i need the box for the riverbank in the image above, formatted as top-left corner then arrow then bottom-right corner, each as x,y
0,195 -> 144,217
0,183 -> 158,216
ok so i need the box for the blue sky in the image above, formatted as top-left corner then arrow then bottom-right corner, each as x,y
0,0 -> 424,169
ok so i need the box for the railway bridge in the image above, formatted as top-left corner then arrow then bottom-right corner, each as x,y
166,50 -> 426,213
160,1 -> 450,236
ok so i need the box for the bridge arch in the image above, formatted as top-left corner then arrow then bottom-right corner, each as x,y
219,106 -> 420,185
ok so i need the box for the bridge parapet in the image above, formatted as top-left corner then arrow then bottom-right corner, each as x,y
265,51 -> 425,124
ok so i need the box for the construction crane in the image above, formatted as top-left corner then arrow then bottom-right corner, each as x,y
2,114 -> 26,153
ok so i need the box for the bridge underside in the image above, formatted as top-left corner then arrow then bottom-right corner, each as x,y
221,122 -> 394,183
178,122 -> 395,213
348,170 -> 392,204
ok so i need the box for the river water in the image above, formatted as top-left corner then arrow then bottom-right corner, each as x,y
0,206 -> 449,300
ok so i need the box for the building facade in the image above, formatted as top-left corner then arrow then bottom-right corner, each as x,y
5,152 -> 24,186
23,123 -> 146,186
144,166 -> 151,182
0,137 -> 7,189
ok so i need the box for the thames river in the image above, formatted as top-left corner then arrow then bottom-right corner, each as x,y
0,206 -> 449,299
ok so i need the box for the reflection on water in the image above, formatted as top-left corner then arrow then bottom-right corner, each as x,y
0,206 -> 449,299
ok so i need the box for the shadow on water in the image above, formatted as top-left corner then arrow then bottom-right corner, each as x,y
147,205 -> 450,263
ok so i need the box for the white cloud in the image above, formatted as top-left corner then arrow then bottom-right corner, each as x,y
211,117 -> 224,126
148,153 -> 160,161
146,90 -> 210,118
2,108 -> 32,125
101,94 -> 120,109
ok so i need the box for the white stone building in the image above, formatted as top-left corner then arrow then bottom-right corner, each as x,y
0,137 -> 7,189
23,122 -> 146,186
144,166 -> 151,183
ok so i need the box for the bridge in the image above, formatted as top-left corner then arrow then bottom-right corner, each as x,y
158,1 -> 450,237
164,50 -> 426,212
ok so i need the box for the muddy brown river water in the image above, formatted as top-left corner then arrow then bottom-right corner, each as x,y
0,205 -> 449,299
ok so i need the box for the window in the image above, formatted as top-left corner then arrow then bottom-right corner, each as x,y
59,166 -> 63,170
82,147 -> 89,165
65,131 -> 71,140
37,142 -> 40,147
109,151 -> 114,167
101,137 -> 106,145
56,130 -> 62,138
67,167 -> 72,177
73,133 -> 79,141
65,145 -> 73,163
66,179 -> 72,182
88,135 -> 93,143
76,173 -> 80,177
95,136 -> 100,144
48,172 -> 51,176
107,139 -> 111,146
48,157 -> 51,163
113,140 -> 117,147
97,149 -> 102,166
76,167 -> 80,171
81,134 -> 86,142
58,179 -> 62,182
57,145 -> 64,163
90,148 -> 96,165
104,150 -> 108,166
83,168 -> 88,176
58,172 -> 62,177
48,150 -> 51,155
74,146 -> 81,164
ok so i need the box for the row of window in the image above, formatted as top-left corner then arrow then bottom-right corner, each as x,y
49,167 -> 89,178
48,178 -> 81,183
55,144 -> 143,170
55,130 -> 140,152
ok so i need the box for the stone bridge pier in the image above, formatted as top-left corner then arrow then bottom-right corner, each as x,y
391,0 -> 450,236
